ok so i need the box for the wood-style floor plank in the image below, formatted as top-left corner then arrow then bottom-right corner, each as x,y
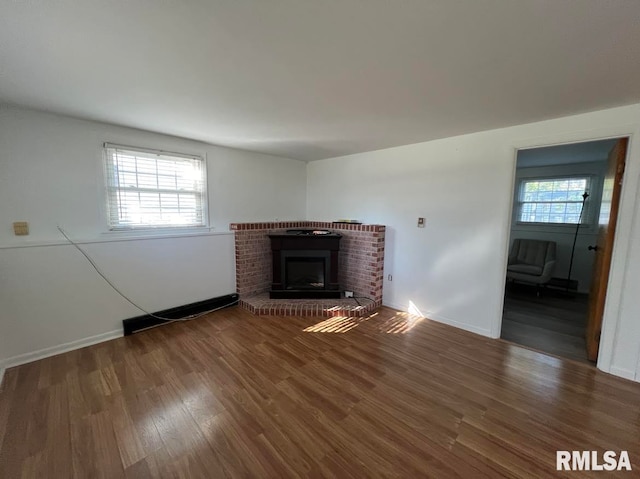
1,306 -> 639,478
501,283 -> 590,363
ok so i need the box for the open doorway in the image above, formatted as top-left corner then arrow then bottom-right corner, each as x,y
500,138 -> 628,364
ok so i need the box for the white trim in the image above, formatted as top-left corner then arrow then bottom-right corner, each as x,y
104,144 -> 208,230
0,329 -> 123,372
593,135 -> 637,376
103,142 -> 202,161
609,366 -> 636,381
383,300 -> 406,311
383,301 -> 415,313
427,312 -> 493,337
493,145 -> 520,338
0,230 -> 233,250
383,301 -> 492,337
493,127 -> 638,380
100,226 -> 221,238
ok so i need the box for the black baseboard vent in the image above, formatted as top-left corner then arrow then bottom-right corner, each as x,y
122,293 -> 239,335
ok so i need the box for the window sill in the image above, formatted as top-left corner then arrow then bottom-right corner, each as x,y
512,222 -> 598,235
515,222 -> 588,228
104,226 -> 213,236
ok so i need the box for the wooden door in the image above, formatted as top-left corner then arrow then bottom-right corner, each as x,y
585,138 -> 628,361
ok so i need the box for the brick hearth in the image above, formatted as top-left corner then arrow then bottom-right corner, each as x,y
239,293 -> 375,317
230,221 -> 385,316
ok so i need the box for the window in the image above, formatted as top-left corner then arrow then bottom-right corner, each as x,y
517,176 -> 590,224
104,144 -> 207,230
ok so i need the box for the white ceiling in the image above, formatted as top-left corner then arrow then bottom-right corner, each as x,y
1,1 -> 640,161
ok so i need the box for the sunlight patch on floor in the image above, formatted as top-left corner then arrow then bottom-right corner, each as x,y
377,313 -> 424,334
303,310 -> 424,334
303,316 -> 366,333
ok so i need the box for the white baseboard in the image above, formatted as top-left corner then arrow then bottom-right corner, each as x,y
426,312 -> 492,337
383,301 -> 492,337
383,301 -> 413,315
608,365 -> 638,382
0,329 -> 123,381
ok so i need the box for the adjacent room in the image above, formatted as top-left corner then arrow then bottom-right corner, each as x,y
1,1 -> 640,477
500,139 -> 623,364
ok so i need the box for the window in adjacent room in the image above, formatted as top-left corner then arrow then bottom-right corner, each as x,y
104,144 -> 207,230
517,176 -> 591,224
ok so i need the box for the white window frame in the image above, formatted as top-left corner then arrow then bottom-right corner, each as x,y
516,175 -> 593,226
104,143 -> 208,231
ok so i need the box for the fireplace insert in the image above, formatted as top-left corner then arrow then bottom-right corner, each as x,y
285,255 -> 326,290
269,230 -> 341,299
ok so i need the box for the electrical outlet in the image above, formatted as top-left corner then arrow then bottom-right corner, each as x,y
13,221 -> 29,236
345,291 -> 354,298
387,274 -> 393,281
417,217 -> 425,228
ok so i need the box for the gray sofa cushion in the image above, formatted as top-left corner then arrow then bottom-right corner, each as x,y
511,239 -> 553,268
507,238 -> 557,285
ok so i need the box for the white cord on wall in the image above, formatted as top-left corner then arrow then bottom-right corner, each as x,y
56,225 -> 237,323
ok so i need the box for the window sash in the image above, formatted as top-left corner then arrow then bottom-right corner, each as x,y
105,145 -> 207,230
517,176 -> 590,225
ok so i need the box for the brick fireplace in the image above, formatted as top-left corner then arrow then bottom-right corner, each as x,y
230,221 -> 385,316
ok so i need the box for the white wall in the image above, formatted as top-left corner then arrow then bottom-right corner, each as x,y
307,103 -> 640,381
510,160 -> 607,293
0,107 -> 307,371
3,103 -> 640,385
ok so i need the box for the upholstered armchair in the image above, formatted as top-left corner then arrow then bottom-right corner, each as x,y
507,239 -> 557,289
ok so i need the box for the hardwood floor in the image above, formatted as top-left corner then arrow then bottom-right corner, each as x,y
501,283 -> 590,364
1,306 -> 639,478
